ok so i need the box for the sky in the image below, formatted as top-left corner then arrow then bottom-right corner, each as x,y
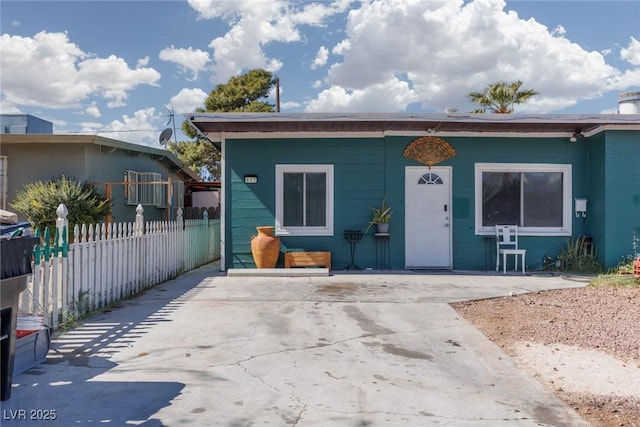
1,0 -> 639,147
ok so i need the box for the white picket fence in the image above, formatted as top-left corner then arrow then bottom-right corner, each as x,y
18,203 -> 221,329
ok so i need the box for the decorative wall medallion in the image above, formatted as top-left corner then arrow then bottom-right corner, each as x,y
402,136 -> 456,167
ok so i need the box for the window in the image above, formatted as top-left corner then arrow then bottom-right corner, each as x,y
475,163 -> 572,235
125,170 -> 183,208
276,164 -> 334,236
418,172 -> 443,184
172,180 -> 185,209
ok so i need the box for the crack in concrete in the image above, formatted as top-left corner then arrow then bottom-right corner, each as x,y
223,332 -> 381,367
291,403 -> 307,426
213,330 -> 543,425
222,326 -> 450,366
274,404 -> 536,424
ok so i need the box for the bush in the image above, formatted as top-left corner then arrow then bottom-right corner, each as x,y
557,235 -> 602,274
11,176 -> 111,238
609,255 -> 636,275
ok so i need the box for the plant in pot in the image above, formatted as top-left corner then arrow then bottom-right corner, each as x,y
366,198 -> 392,234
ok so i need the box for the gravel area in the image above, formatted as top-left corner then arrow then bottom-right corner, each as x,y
452,284 -> 640,427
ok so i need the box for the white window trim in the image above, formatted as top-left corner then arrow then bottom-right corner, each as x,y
474,163 -> 572,236
275,164 -> 334,236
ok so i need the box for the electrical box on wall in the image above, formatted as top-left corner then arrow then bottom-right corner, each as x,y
575,198 -> 588,218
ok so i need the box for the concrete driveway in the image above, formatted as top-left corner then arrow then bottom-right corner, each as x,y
2,263 -> 589,426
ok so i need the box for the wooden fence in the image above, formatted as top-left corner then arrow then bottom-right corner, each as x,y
18,203 -> 220,329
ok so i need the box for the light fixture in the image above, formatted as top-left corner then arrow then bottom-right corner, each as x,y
569,131 -> 584,143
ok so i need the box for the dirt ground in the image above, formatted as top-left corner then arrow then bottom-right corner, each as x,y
451,283 -> 640,427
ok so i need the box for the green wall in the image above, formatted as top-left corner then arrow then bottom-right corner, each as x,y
225,131 -> 637,271
225,137 -> 386,268
384,135 -> 588,271
601,131 -> 640,266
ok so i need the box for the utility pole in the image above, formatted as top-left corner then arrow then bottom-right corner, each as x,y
276,77 -> 280,113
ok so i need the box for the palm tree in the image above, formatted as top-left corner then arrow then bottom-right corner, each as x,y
468,80 -> 538,113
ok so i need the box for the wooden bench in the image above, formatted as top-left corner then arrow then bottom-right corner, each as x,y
284,251 -> 331,269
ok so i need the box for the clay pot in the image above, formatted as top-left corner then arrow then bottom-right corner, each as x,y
250,226 -> 280,268
634,259 -> 640,277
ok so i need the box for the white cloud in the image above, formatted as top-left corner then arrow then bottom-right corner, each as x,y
311,46 -> 329,69
332,39 -> 350,56
85,102 -> 101,118
169,88 -> 209,114
137,56 -> 150,67
0,96 -> 21,114
307,0 -> 628,113
186,0 -> 243,19
78,121 -> 103,131
306,77 -> 417,112
2,0 -> 637,137
159,45 -> 211,80
280,100 -> 302,109
205,2 -> 299,82
610,67 -> 640,92
601,48 -> 613,57
0,31 -> 160,110
290,0 -> 355,25
551,25 -> 566,37
188,0 -> 352,83
99,107 -> 161,147
621,36 -> 640,66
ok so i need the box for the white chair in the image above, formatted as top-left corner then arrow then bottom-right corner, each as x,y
495,225 -> 526,274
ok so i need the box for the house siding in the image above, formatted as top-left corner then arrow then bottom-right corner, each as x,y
385,135 -> 587,270
587,134 -> 607,269
226,137 -> 386,269
84,144 -> 183,222
224,133 -> 609,270
189,113 -> 640,272
2,137 -> 196,224
3,143 -> 86,213
602,131 -> 640,266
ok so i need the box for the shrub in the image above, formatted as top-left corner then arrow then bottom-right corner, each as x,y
609,255 -> 636,275
11,175 -> 111,238
557,235 -> 602,274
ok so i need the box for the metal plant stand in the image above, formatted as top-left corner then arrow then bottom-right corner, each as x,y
343,229 -> 363,270
374,233 -> 390,270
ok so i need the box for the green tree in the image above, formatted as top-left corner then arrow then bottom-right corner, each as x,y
468,80 -> 539,113
168,139 -> 219,181
181,69 -> 277,139
11,175 -> 111,238
177,69 -> 277,181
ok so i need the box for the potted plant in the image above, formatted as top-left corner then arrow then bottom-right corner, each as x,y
366,198 -> 392,234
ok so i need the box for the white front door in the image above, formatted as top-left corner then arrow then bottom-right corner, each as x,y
405,166 -> 452,269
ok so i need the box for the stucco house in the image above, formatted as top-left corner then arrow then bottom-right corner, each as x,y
1,132 -> 200,223
188,112 -> 640,272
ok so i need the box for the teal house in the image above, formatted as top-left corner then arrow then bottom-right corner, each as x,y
188,113 -> 640,272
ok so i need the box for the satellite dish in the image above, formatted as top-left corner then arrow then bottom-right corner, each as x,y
159,128 -> 172,146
